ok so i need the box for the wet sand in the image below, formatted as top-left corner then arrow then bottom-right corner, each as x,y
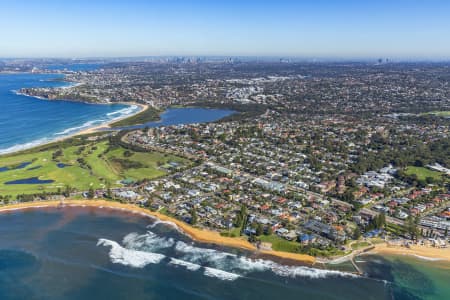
0,199 -> 316,264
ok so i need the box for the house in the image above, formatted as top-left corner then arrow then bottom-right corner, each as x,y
298,233 -> 316,245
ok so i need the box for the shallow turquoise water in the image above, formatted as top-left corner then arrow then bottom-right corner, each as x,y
359,254 -> 450,300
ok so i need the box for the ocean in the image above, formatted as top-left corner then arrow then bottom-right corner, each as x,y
0,73 -> 141,154
0,73 -> 235,155
1,207 -> 447,300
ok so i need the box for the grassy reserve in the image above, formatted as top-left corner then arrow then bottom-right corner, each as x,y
0,137 -> 189,197
404,166 -> 443,181
423,111 -> 450,117
259,234 -> 301,253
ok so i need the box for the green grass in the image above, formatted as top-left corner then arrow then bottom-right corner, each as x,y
220,227 -> 242,238
351,241 -> 370,250
0,139 -> 190,197
423,111 -> 450,117
405,166 -> 443,181
259,234 -> 300,253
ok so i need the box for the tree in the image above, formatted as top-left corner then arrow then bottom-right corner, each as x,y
106,182 -> 112,199
406,215 -> 420,240
377,213 -> 386,229
88,187 -> 95,199
235,204 -> 248,229
265,225 -> 273,236
256,224 -> 263,236
64,185 -> 72,197
190,208 -> 198,225
353,227 -> 362,240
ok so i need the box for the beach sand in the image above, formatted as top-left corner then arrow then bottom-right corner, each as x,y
76,103 -> 149,135
0,199 -> 316,264
1,200 -> 448,265
368,243 -> 450,262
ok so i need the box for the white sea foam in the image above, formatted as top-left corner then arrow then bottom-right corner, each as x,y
147,220 -> 180,230
174,241 -> 356,279
107,105 -> 138,117
98,231 -> 356,281
0,137 -> 53,155
55,119 -> 106,135
203,266 -> 241,281
0,99 -> 139,155
411,254 -> 444,261
97,238 -> 165,268
122,232 -> 175,252
169,258 -> 202,271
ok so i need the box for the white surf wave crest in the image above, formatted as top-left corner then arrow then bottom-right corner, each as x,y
169,258 -> 202,271
147,220 -> 180,231
106,105 -> 138,117
97,238 -> 165,268
0,137 -> 53,155
122,231 -> 175,252
98,230 -> 356,281
55,119 -> 106,135
174,241 -> 356,279
203,266 -> 241,281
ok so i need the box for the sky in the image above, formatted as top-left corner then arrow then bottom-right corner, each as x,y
0,0 -> 449,59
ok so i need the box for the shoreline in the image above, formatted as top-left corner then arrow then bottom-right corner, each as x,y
75,102 -> 149,135
0,93 -> 148,155
0,200 -> 448,269
15,87 -> 148,135
1,72 -> 149,154
0,199 -> 316,265
365,243 -> 450,262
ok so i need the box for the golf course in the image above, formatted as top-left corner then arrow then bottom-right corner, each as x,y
0,136 -> 189,197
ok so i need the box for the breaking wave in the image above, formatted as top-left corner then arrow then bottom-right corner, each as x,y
147,220 -> 180,230
203,266 -> 241,281
169,258 -> 202,271
107,105 -> 139,117
98,230 -> 356,281
174,241 -> 356,279
97,238 -> 165,268
55,119 -> 106,135
122,231 -> 175,252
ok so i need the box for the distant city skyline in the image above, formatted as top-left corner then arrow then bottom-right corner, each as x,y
1,0 -> 450,59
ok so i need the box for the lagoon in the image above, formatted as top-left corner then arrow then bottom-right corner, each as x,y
0,73 -> 234,155
116,107 -> 235,131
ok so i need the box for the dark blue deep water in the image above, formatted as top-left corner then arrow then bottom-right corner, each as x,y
0,207 -> 413,300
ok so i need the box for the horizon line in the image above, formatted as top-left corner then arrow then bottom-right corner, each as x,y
2,55 -> 450,63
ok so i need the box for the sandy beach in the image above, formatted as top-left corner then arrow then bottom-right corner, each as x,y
0,199 -> 316,264
14,84 -> 148,138
368,243 -> 450,262
76,103 -> 149,135
1,200 -> 449,266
